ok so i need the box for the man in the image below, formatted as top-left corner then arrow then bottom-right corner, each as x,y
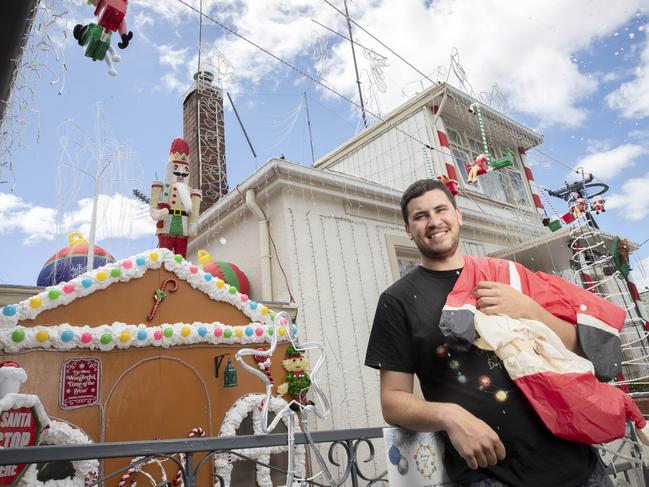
365,179 -> 615,486
149,137 -> 202,258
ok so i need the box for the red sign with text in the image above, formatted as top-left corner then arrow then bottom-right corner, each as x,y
0,407 -> 41,486
60,358 -> 100,409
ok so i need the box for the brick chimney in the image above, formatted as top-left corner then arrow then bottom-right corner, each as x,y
182,71 -> 227,214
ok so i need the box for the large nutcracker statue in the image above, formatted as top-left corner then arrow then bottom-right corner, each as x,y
149,138 -> 202,258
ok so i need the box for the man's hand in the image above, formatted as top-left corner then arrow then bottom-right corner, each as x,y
445,405 -> 506,470
474,281 -> 542,321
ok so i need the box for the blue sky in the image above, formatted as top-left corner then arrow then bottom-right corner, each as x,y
1,0 -> 648,288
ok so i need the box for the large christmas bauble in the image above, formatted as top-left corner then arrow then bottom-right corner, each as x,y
37,232 -> 115,286
197,250 -> 250,295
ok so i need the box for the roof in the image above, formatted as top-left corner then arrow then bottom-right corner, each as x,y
0,248 -> 296,353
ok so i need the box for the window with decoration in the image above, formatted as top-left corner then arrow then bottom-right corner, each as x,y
446,126 -> 531,208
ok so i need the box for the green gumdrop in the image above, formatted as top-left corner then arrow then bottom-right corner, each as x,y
223,329 -> 232,338
48,289 -> 61,300
100,333 -> 113,344
175,255 -> 183,263
163,327 -> 173,337
269,312 -> 276,320
228,287 -> 237,295
267,327 -> 274,336
11,329 -> 25,342
110,268 -> 121,278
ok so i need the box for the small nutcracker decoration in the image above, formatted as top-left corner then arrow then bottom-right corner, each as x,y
73,0 -> 133,76
277,345 -> 312,407
590,196 -> 606,214
437,174 -> 459,196
466,154 -> 489,184
253,347 -> 274,385
149,138 -> 202,258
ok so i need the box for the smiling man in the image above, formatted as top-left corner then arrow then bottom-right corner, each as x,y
365,179 -> 616,487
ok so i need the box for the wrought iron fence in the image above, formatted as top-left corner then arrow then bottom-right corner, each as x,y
0,426 -> 647,486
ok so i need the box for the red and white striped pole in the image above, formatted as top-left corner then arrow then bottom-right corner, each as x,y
432,106 -> 459,182
518,147 -> 546,216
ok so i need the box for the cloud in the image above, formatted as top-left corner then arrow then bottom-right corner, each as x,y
572,144 -> 644,181
605,171 -> 649,220
158,44 -> 189,71
0,192 -> 154,245
606,24 -> 649,119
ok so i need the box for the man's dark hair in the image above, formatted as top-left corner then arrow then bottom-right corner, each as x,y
400,179 -> 457,224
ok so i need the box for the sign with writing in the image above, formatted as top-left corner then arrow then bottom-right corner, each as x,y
0,407 -> 42,486
383,427 -> 452,487
60,358 -> 100,409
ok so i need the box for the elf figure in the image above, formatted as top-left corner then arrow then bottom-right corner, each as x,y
277,345 -> 312,406
437,174 -> 459,196
149,138 -> 202,258
590,196 -> 606,214
466,154 -> 489,184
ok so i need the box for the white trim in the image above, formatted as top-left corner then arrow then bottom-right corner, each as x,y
508,261 -> 522,292
576,313 -> 620,337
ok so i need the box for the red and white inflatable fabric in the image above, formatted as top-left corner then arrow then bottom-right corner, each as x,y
439,256 -> 647,445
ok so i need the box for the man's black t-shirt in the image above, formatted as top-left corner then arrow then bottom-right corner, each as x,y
365,265 -> 596,487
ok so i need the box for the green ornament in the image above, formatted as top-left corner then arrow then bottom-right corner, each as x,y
48,289 -> 61,300
224,329 -> 233,338
270,312 -> 276,320
11,328 -> 25,342
267,327 -> 274,336
163,327 -> 173,337
175,255 -> 183,263
100,333 -> 113,345
110,268 -> 121,278
228,287 -> 237,295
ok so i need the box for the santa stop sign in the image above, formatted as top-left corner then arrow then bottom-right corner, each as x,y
0,406 -> 42,486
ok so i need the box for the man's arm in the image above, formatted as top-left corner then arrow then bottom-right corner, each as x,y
381,369 -> 506,470
474,281 -> 582,354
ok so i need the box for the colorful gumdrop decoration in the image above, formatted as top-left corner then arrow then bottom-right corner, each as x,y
37,232 -> 115,286
197,250 -> 250,295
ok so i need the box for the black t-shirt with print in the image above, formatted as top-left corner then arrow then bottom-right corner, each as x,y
365,265 -> 596,487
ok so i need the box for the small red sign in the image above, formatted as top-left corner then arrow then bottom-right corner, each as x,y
60,358 -> 100,409
0,407 -> 41,486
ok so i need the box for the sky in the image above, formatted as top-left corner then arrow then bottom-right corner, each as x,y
1,0 -> 649,290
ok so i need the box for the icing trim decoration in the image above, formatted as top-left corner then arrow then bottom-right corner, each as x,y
17,420 -> 98,487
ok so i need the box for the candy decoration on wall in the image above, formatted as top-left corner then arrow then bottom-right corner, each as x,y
173,427 -> 206,486
197,250 -> 250,295
150,138 -> 202,258
254,347 -> 274,385
72,0 -> 133,77
146,278 -> 178,321
37,232 -> 115,287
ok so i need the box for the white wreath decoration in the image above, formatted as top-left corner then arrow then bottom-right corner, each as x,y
17,420 -> 99,487
214,394 -> 306,487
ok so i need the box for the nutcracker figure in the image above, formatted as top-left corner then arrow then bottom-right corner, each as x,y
149,138 -> 202,258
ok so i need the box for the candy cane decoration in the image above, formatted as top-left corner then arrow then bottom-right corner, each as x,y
118,465 -> 137,487
518,146 -> 546,215
254,347 -> 273,384
431,106 -> 459,182
173,427 -> 206,486
146,278 -> 178,321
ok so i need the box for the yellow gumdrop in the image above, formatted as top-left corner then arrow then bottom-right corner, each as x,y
35,330 -> 49,342
96,271 -> 107,281
149,252 -> 159,261
278,327 -> 286,337
181,326 -> 191,337
215,279 -> 224,289
261,305 -> 268,315
235,327 -> 243,338
30,297 -> 43,309
119,331 -> 131,343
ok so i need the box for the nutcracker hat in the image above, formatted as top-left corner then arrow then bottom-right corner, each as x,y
168,138 -> 190,165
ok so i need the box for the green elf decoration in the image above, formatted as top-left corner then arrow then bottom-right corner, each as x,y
277,345 -> 312,407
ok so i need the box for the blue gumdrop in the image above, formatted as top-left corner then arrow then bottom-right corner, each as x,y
136,329 -> 148,340
61,330 -> 74,342
198,327 -> 207,337
81,278 -> 93,289
388,445 -> 401,465
245,327 -> 254,337
250,301 -> 258,310
291,324 -> 298,335
136,257 -> 146,266
2,305 -> 16,317
203,273 -> 213,281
